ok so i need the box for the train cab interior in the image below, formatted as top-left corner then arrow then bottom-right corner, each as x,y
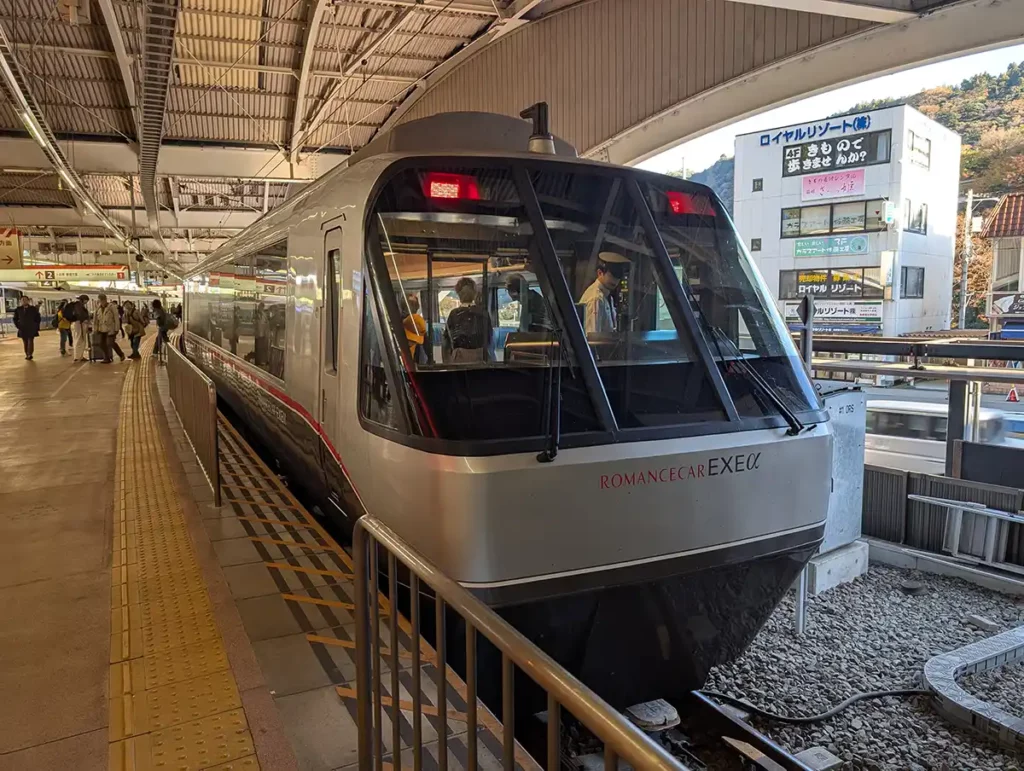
363,162 -> 821,448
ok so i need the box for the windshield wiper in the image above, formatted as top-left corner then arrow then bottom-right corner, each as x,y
537,331 -> 565,463
702,322 -> 807,437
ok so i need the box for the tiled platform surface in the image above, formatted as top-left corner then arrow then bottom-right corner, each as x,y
924,624 -> 1024,752
0,329 -> 122,770
108,340 -> 295,771
154,365 -> 539,771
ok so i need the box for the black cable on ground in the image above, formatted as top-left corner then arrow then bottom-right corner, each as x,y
699,688 -> 932,724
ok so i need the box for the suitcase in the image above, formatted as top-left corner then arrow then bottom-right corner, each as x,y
90,331 -> 104,362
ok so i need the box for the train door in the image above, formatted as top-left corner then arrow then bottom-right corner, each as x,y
320,227 -> 344,497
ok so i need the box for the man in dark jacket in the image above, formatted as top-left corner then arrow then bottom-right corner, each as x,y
13,295 -> 41,360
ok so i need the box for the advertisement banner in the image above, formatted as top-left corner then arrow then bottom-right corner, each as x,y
784,299 -> 883,334
794,235 -> 870,257
990,293 -> 1024,317
782,129 -> 891,177
801,169 -> 866,201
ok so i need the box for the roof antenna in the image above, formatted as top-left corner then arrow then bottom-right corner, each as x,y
520,102 -> 556,155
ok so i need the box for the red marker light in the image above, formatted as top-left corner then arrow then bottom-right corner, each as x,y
667,190 -> 715,216
425,172 -> 481,201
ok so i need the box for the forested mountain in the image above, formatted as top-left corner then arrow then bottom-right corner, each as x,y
687,156 -> 735,215
836,61 -> 1024,193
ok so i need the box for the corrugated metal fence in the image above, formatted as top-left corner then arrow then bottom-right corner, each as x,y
863,465 -> 1024,566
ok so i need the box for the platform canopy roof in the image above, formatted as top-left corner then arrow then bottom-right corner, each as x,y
0,0 -> 1017,273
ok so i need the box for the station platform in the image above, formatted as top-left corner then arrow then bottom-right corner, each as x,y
0,329 -> 529,771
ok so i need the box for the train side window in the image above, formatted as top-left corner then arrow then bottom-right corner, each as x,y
232,253 -> 257,361
360,283 -> 400,430
252,241 -> 288,379
325,249 -> 341,374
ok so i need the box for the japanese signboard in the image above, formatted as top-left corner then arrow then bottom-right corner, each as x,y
783,299 -> 883,334
801,169 -> 866,201
0,265 -> 129,282
782,129 -> 891,177
0,228 -> 22,269
794,235 -> 870,258
990,293 -> 1024,317
760,114 -> 872,147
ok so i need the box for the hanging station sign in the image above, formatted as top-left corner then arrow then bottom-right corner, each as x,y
0,228 -> 22,269
801,169 -> 866,201
794,235 -> 870,258
0,265 -> 129,282
782,130 -> 892,177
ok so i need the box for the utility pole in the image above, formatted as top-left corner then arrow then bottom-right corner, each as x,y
959,188 -> 974,330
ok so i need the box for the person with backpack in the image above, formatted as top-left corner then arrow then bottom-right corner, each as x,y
55,299 -> 73,356
442,277 -> 492,363
66,294 -> 90,361
93,293 -> 125,363
13,295 -> 41,360
152,299 -> 176,360
123,301 -> 145,359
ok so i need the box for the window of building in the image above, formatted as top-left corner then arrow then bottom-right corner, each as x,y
779,267 -> 884,300
908,130 -> 931,169
752,178 -> 763,192
904,200 -> 928,234
800,205 -> 832,235
750,238 -> 762,251
901,266 -> 925,298
831,201 -> 866,232
780,199 -> 888,238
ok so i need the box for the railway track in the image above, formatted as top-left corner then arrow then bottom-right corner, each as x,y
566,693 -> 815,771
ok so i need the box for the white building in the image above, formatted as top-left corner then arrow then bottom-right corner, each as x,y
733,104 -> 961,336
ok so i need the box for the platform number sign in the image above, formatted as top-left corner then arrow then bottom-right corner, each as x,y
782,129 -> 892,177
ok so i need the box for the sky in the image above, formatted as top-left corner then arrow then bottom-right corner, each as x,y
638,43 -> 1024,176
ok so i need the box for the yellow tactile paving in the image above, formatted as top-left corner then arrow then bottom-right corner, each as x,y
108,346 -> 259,771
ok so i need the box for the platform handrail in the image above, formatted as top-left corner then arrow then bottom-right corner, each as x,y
165,341 -> 220,505
353,515 -> 686,771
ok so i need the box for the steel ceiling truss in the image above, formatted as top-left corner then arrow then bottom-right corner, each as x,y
138,0 -> 180,258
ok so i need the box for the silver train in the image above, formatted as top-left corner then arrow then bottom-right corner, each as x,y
183,111 -> 832,708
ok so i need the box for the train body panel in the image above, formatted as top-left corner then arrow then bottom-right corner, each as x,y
364,423 -> 831,590
182,114 -> 832,706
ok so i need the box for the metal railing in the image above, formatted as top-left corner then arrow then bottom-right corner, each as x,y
353,516 -> 686,771
166,340 -> 220,505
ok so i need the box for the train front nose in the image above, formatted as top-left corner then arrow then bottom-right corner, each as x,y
434,425 -> 832,706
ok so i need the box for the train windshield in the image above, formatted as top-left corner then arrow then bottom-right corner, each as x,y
363,160 -> 820,448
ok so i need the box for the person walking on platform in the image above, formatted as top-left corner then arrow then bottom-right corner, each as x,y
124,301 -> 145,359
56,300 -> 73,356
94,293 -> 125,364
152,299 -> 170,361
66,294 -> 90,362
13,295 -> 41,360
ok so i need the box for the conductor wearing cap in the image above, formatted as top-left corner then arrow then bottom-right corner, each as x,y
579,252 -> 628,334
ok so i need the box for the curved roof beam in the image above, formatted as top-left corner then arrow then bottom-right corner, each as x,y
292,9 -> 414,163
376,0 -> 547,137
592,0 -> 1024,165
290,0 -> 332,165
96,0 -> 140,142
